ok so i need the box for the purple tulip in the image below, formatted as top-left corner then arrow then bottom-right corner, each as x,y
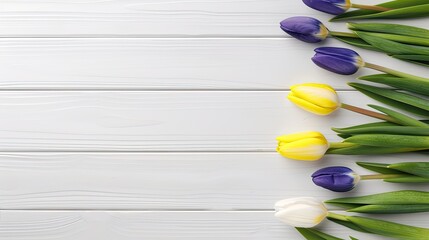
303,0 -> 351,15
312,47 -> 364,75
312,166 -> 360,192
280,17 -> 329,43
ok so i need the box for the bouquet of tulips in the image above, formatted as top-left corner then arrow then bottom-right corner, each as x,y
273,1 -> 429,239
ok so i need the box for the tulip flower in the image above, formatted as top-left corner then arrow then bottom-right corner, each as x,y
312,47 -> 364,75
288,83 -> 402,124
312,163 -> 429,192
312,166 -> 360,192
302,0 -> 391,15
288,83 -> 340,115
276,131 -> 329,161
280,17 -> 329,43
274,197 -> 328,228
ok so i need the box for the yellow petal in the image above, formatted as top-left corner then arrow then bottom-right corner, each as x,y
277,138 -> 329,161
288,95 -> 336,115
276,131 -> 325,143
290,83 -> 340,109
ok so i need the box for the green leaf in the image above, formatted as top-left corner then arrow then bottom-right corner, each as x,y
368,104 -> 429,127
348,204 -> 429,214
295,228 -> 344,240
347,215 -> 429,239
364,32 -> 429,46
359,74 -> 429,96
327,145 -> 426,155
332,2 -> 429,21
349,237 -> 358,240
328,218 -> 370,234
390,162 -> 429,178
349,83 -> 429,116
331,0 -> 429,21
393,55 -> 429,67
355,31 -> 429,55
333,126 -> 429,136
332,36 -> 380,51
347,23 -> 429,39
356,162 -> 403,174
344,134 -> 429,148
326,190 -> 429,205
385,176 -> 429,183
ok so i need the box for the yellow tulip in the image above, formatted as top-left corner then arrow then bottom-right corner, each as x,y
276,131 -> 329,161
288,83 -> 340,115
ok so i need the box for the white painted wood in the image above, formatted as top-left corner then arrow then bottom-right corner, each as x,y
0,0 -> 426,37
0,210 -> 427,240
0,152 -> 427,210
0,91 -> 394,151
0,38 -> 427,90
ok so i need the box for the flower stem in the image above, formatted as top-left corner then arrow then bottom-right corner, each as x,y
341,103 -> 400,124
364,62 -> 429,82
360,174 -> 406,180
329,142 -> 357,149
330,31 -> 359,38
351,3 -> 392,12
327,212 -> 349,222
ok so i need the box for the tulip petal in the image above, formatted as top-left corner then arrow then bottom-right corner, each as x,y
303,0 -> 351,15
288,95 -> 337,115
276,131 -> 326,143
312,47 -> 364,75
275,197 -> 327,228
277,138 -> 329,161
290,83 -> 340,108
280,16 -> 328,43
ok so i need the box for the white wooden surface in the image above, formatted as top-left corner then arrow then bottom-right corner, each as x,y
0,1 -> 428,239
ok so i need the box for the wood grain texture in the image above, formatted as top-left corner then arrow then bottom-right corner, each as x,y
0,152 -> 427,210
0,90 -> 391,152
0,38 -> 427,90
3,0 -> 425,37
0,210 -> 427,240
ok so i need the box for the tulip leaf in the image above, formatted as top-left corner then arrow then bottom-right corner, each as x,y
392,55 -> 429,67
327,190 -> 429,205
349,237 -> 358,240
346,215 -> 429,239
345,134 -> 429,148
363,32 -> 429,46
384,176 -> 429,183
347,23 -> 429,39
327,145 -> 425,155
355,31 -> 429,55
332,2 -> 429,21
356,162 -> 403,174
296,228 -> 344,240
368,104 -> 429,127
331,0 -> 429,21
327,218 -> 371,233
332,36 -> 380,51
359,74 -> 429,96
333,126 -> 429,136
347,204 -> 429,214
390,162 -> 429,178
349,83 -> 429,116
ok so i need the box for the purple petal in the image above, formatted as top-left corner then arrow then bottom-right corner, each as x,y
312,47 -> 361,75
303,0 -> 348,15
280,16 -> 326,43
312,166 -> 357,192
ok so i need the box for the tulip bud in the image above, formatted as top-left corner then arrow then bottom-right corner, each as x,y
303,0 -> 351,15
288,83 -> 340,115
312,166 -> 360,192
276,131 -> 329,161
312,47 -> 365,75
280,16 -> 329,43
274,197 -> 328,228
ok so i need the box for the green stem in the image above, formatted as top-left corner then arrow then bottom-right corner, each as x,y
351,3 -> 392,12
330,31 -> 359,38
364,62 -> 429,82
360,174 -> 407,180
327,212 -> 349,222
341,103 -> 400,124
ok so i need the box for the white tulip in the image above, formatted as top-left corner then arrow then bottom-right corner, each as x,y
274,197 -> 328,228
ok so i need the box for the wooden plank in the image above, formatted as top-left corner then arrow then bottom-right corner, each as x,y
0,152 -> 426,210
0,210 -> 427,240
0,90 -> 391,152
3,0 -> 424,37
0,38 -> 427,90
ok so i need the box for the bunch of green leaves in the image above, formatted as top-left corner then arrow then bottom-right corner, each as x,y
331,0 -> 429,21
358,162 -> 429,183
326,190 -> 429,213
332,23 -> 429,67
